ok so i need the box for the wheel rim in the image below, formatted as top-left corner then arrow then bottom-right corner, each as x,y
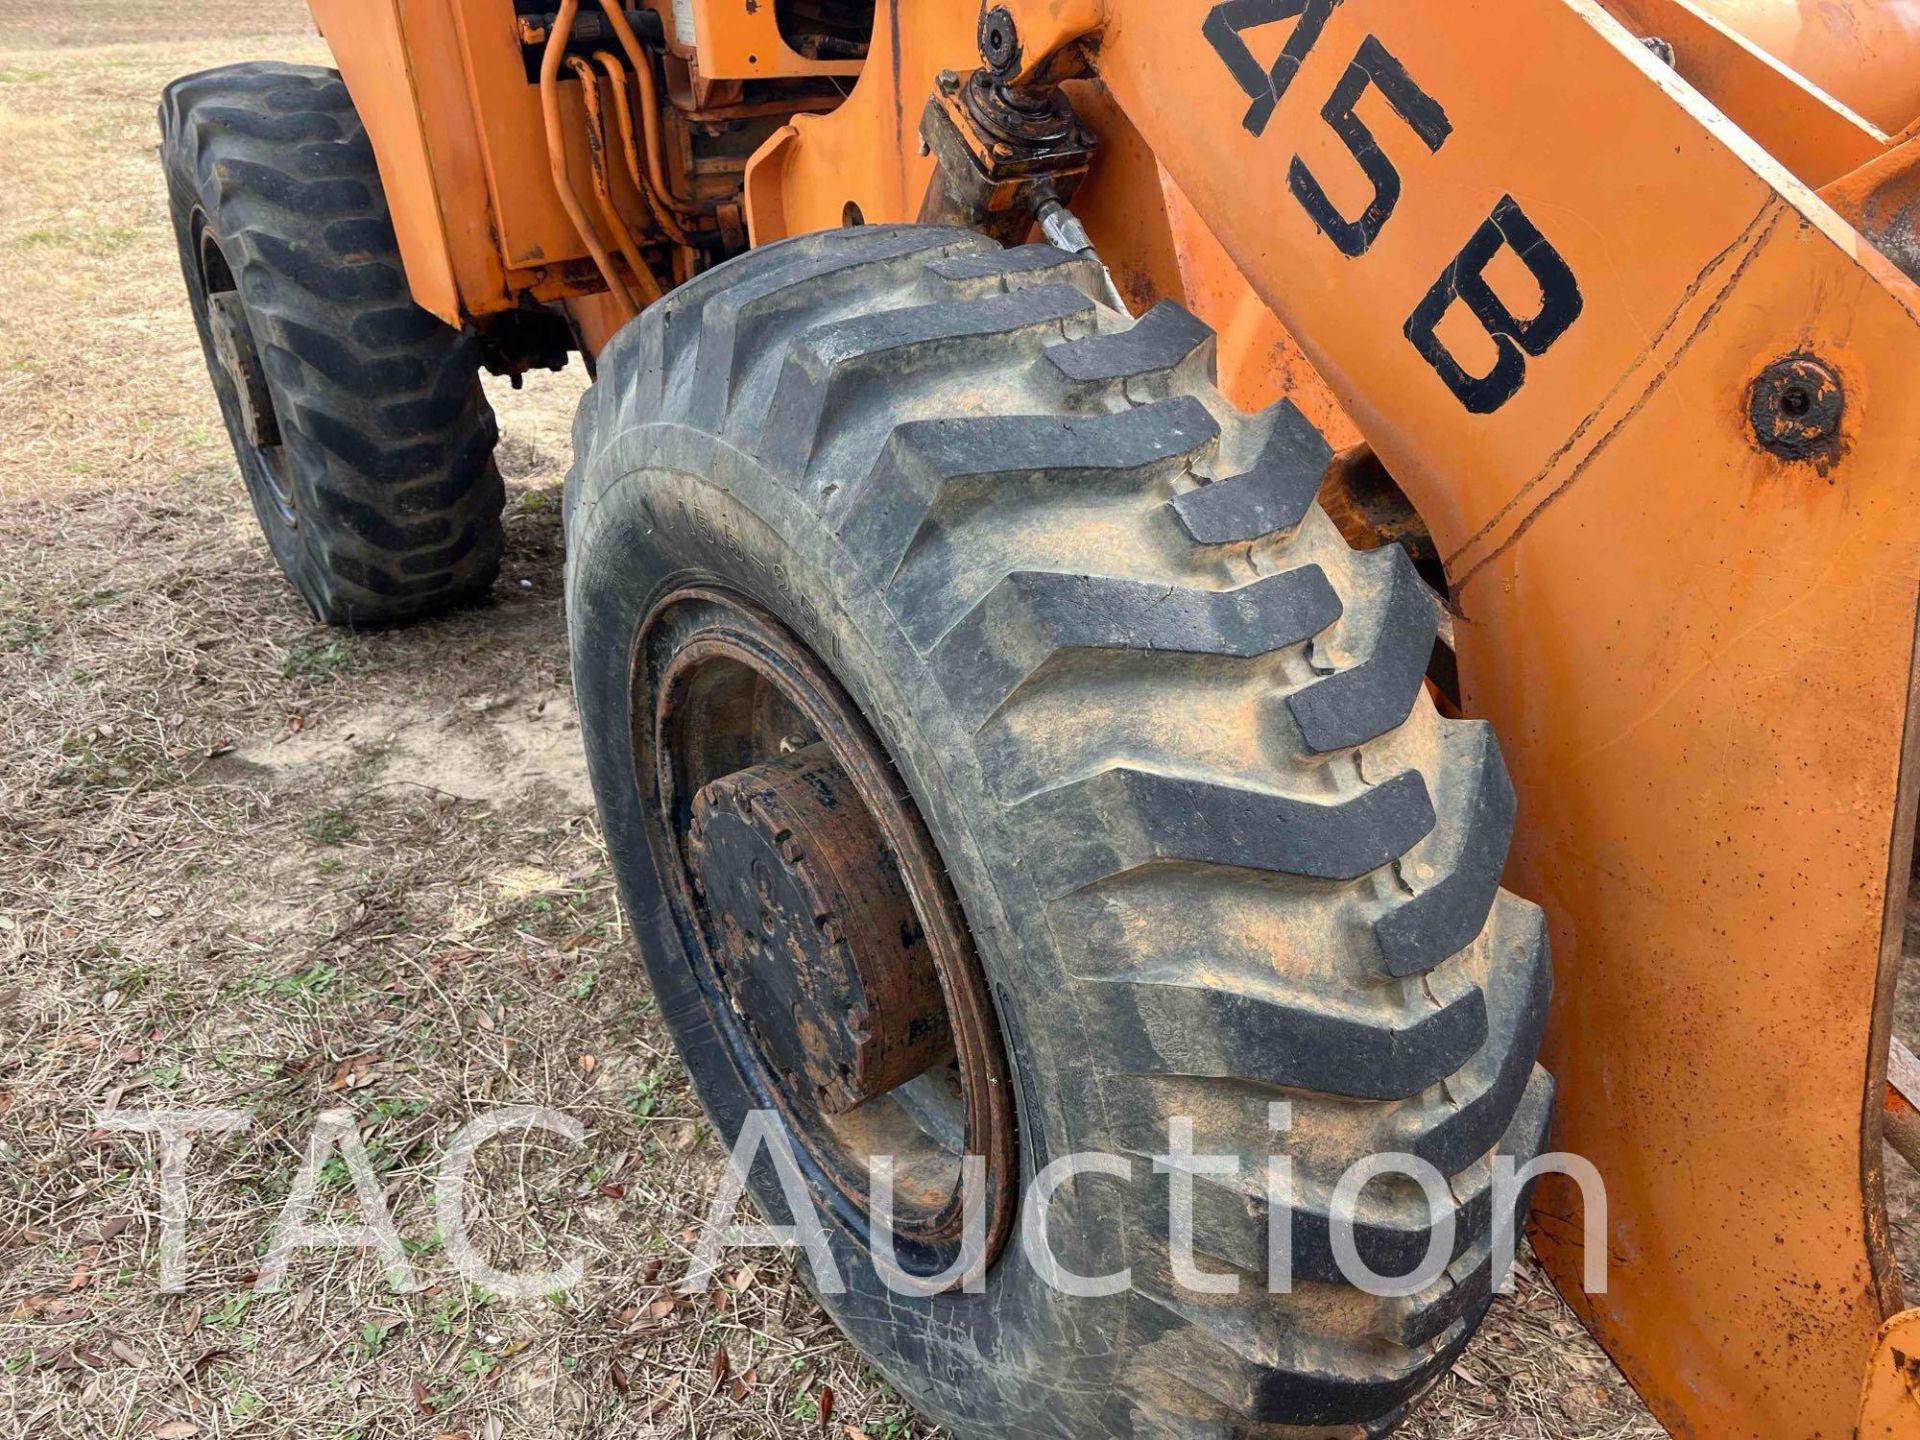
195,216 -> 295,527
634,587 -> 1017,1283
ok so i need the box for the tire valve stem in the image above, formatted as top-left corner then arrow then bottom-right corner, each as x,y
1032,188 -> 1130,315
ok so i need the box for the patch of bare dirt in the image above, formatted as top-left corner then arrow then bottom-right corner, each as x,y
221,681 -> 593,812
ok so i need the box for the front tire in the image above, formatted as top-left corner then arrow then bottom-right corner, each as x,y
567,226 -> 1554,1437
160,62 -> 504,626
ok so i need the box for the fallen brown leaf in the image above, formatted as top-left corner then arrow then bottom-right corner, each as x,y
185,1348 -> 229,1379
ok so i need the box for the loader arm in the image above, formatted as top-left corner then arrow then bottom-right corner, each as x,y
745,2 -> 1920,1436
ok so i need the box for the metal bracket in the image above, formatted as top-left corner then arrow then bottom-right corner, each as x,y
916,64 -> 1096,246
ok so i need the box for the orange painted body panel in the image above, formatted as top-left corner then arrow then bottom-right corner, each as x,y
736,0 -> 972,242
449,0 -> 605,275
1602,0 -> 1888,185
1693,0 -> 1920,132
312,0 -> 661,324
306,0 -> 480,322
680,0 -> 862,78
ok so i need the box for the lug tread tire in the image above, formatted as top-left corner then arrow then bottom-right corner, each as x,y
160,61 -> 503,625
567,231 -> 1553,1437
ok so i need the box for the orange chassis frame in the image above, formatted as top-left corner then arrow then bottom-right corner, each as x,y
311,1 -> 1920,1434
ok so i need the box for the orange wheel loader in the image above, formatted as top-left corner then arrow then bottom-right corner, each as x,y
159,2 -> 1920,1435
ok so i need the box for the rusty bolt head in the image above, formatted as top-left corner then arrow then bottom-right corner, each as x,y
1750,353 -> 1844,469
936,68 -> 959,94
978,6 -> 1020,77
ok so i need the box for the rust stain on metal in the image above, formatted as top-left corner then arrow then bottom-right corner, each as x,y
687,742 -> 952,1114
1748,351 -> 1846,472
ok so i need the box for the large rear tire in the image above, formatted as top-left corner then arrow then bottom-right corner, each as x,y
160,62 -> 504,626
566,225 -> 1554,1437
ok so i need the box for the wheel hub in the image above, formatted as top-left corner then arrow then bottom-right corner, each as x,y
206,290 -> 280,449
687,743 -> 953,1115
644,588 -> 1017,1277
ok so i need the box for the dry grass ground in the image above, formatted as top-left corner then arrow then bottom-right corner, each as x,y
0,5 -> 1869,1438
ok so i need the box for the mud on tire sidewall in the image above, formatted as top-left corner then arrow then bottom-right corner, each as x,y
567,426 -> 1146,1437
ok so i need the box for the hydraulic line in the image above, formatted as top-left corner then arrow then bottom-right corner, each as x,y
540,0 -> 637,319
597,0 -> 708,227
564,54 -> 665,305
593,49 -> 695,248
